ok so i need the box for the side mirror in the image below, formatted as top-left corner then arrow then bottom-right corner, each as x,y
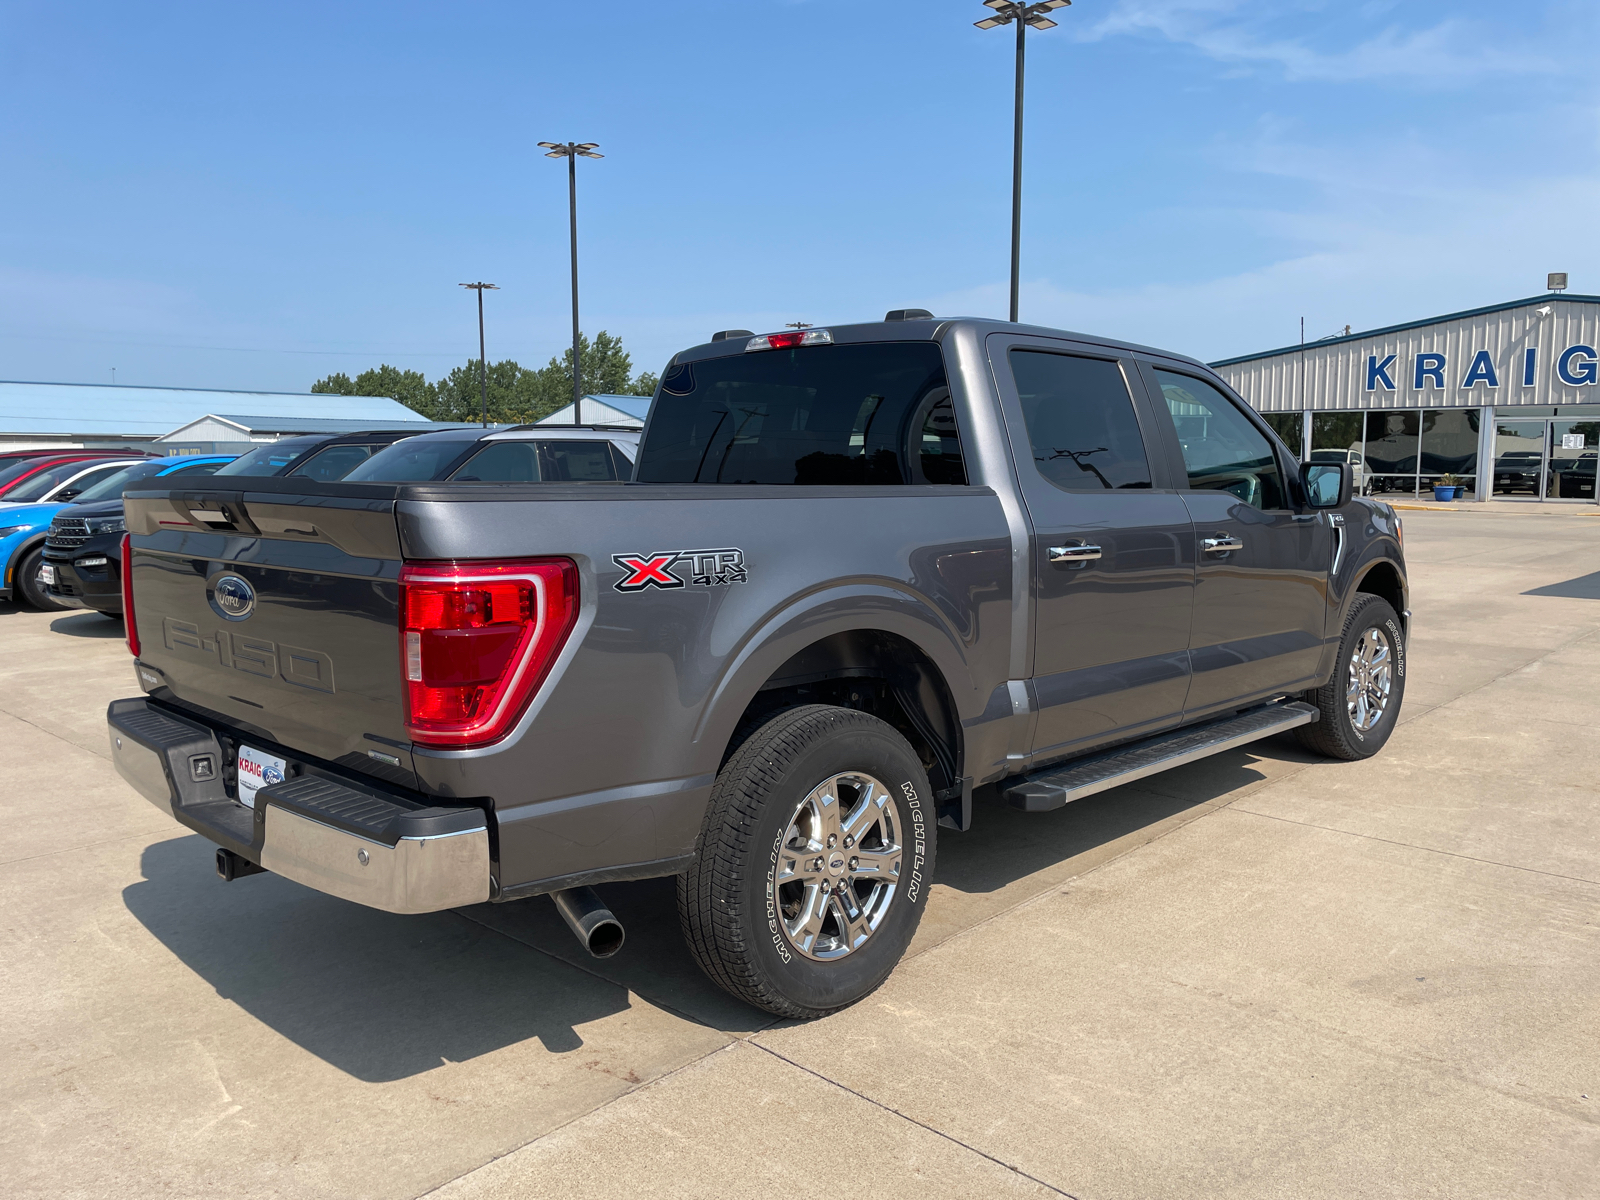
55,488 -> 82,501
1301,461 -> 1351,509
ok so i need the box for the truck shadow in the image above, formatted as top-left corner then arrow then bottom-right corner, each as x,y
49,611 -> 123,638
123,835 -> 632,1082
936,733 -> 1318,897
463,734 -> 1319,1032
125,735 -> 1320,1058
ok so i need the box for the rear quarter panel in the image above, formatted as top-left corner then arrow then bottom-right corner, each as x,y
397,483 -> 1013,891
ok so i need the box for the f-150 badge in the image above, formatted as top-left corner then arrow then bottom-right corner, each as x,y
613,548 -> 747,592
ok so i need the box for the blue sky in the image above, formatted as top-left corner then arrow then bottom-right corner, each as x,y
1,0 -> 1595,392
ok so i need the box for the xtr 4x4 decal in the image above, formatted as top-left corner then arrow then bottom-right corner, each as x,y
612,548 -> 747,592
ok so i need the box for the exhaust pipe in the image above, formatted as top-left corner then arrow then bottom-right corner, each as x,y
216,847 -> 266,881
551,886 -> 625,958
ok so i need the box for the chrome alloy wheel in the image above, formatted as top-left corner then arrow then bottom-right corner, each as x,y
1346,627 -> 1393,732
771,772 -> 902,962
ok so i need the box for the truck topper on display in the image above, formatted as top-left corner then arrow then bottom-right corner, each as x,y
104,313 -> 1410,1018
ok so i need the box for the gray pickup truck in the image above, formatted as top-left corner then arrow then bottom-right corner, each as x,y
106,315 -> 1408,1018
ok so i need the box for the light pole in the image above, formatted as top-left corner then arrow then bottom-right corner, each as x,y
459,282 -> 499,427
974,0 -> 1070,324
538,140 -> 604,425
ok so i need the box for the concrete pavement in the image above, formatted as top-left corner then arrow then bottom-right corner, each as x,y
2,507 -> 1597,1198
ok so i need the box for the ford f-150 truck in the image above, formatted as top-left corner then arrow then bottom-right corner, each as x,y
106,315 -> 1408,1018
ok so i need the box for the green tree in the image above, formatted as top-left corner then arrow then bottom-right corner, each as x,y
307,331 -> 657,424
534,331 -> 661,412
312,364 -> 437,418
431,358 -> 540,424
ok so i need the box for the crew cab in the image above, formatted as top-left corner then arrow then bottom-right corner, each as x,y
105,315 -> 1409,1018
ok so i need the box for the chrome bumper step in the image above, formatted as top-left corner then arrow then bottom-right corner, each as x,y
1004,701 -> 1319,813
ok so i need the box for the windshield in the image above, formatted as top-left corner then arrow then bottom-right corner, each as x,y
213,441 -> 316,477
0,458 -> 56,490
71,461 -> 167,503
287,442 -> 386,482
344,433 -> 482,482
5,460 -> 115,502
637,342 -> 958,485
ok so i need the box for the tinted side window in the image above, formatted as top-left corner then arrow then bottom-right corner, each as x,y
637,343 -> 956,485
450,442 -> 541,482
538,440 -> 619,481
287,444 -> 376,482
1010,351 -> 1151,491
1154,369 -> 1286,510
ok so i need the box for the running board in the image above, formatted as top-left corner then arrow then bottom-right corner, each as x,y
1004,701 -> 1319,813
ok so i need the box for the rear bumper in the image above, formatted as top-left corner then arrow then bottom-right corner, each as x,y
107,697 -> 491,914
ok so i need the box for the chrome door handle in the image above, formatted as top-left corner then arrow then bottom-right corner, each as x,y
1049,543 -> 1103,563
1202,535 -> 1244,554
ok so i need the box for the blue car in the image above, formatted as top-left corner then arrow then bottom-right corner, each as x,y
5,454 -> 235,612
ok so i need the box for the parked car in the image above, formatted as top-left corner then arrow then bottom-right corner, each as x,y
1308,448 -> 1369,495
40,455 -> 237,615
1493,451 -> 1543,495
211,430 -> 438,482
106,315 -> 1409,1020
340,424 -> 640,483
0,450 -> 148,500
0,458 -> 153,608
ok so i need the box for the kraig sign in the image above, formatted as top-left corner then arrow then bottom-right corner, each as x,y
1366,345 -> 1598,392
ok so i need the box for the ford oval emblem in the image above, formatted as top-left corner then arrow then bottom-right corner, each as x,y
212,574 -> 256,621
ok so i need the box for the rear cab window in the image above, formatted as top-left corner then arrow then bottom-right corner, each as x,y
636,342 -> 965,485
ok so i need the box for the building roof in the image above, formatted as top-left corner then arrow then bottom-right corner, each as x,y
0,380 -> 432,438
534,394 -> 653,428
1210,293 -> 1600,369
160,413 -> 474,439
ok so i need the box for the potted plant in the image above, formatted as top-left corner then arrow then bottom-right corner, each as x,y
1435,472 -> 1463,501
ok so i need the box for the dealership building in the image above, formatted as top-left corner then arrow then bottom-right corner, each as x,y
1211,287 -> 1600,502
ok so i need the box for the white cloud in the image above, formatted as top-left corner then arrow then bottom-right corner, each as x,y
1084,1 -> 1554,85
929,169 -> 1600,363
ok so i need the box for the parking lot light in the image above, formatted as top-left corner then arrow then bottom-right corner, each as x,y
974,0 -> 1071,323
538,141 -> 604,426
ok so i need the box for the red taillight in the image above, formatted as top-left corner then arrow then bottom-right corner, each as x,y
120,533 -> 140,657
399,557 -> 579,748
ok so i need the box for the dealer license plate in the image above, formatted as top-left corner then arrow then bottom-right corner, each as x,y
39,564 -> 55,585
237,745 -> 288,809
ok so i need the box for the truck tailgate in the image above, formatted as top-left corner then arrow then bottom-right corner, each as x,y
124,484 -> 415,784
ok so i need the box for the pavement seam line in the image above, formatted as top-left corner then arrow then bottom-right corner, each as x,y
745,1040 -> 1081,1198
409,1040 -> 749,1199
0,704 -> 111,762
0,828 -> 173,871
1225,806 -> 1600,888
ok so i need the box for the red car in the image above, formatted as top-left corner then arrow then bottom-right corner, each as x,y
0,450 -> 149,500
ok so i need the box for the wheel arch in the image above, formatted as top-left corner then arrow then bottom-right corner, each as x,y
3,532 -> 48,587
1354,557 -> 1407,626
691,587 -> 980,828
